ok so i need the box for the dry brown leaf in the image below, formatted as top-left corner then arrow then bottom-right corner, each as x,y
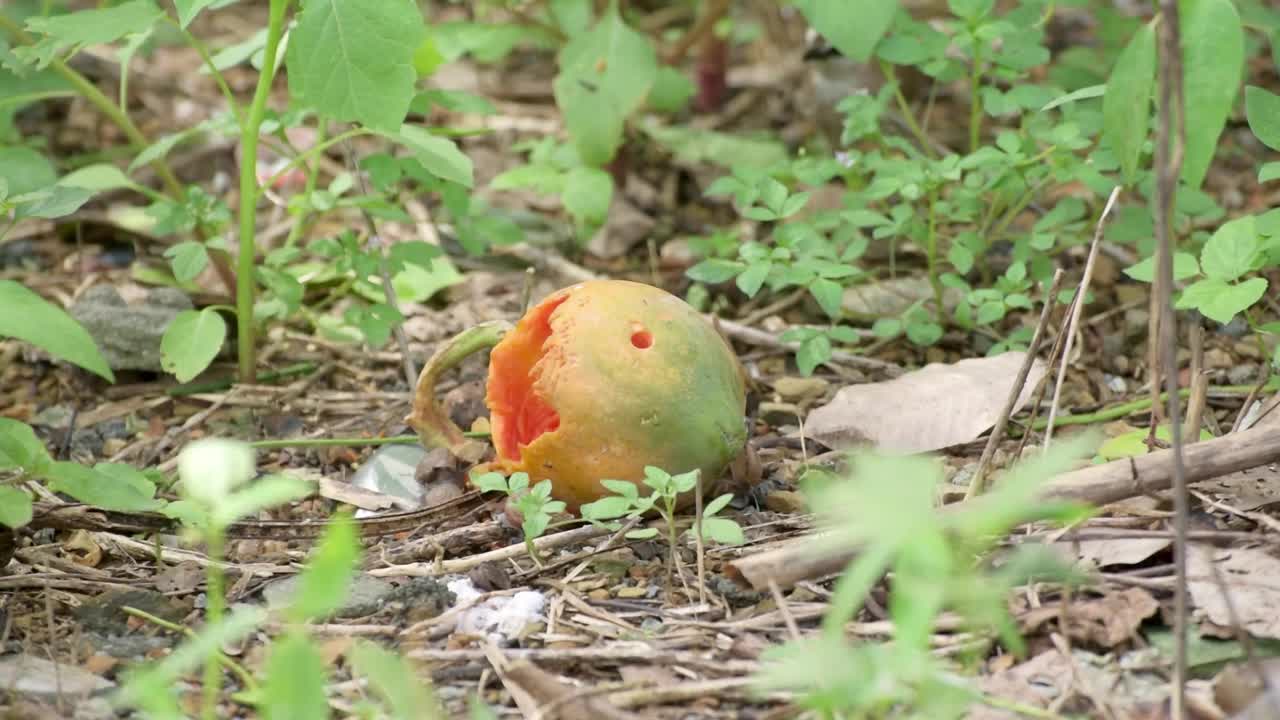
1065,537 -> 1172,569
1019,587 -> 1159,648
804,351 -> 1045,453
1188,545 -> 1280,640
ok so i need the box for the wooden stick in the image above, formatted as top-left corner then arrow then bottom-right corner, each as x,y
725,422 -> 1280,591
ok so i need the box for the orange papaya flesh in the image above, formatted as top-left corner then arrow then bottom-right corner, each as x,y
484,280 -> 748,512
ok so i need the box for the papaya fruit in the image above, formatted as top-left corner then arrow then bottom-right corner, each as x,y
484,280 -> 748,512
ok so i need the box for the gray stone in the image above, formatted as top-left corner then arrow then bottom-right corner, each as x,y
1229,363 -> 1261,386
0,654 -> 114,698
69,285 -> 193,372
262,573 -> 396,619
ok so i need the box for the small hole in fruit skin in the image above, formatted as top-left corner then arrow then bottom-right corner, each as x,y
631,329 -> 653,349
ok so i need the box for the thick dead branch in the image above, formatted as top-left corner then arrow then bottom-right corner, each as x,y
726,422 -> 1280,590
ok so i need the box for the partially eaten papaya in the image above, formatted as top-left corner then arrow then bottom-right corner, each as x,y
484,280 -> 748,512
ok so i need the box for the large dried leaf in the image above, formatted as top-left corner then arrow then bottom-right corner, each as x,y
1188,545 -> 1280,640
805,352 -> 1044,453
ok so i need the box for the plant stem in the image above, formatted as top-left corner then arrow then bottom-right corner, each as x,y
263,127 -> 370,191
968,31 -> 984,153
201,528 -> 227,720
1026,377 -> 1280,431
283,119 -> 328,248
235,0 -> 291,384
167,17 -> 245,126
925,188 -> 945,324
880,61 -> 935,159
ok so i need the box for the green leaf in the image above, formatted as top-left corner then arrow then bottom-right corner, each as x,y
1259,162 -> 1280,184
796,0 -> 895,62
0,418 -> 51,475
699,517 -> 746,545
703,493 -> 734,517
1122,252 -> 1200,283
12,186 -> 93,219
262,632 -> 330,720
1175,277 -> 1268,324
348,640 -> 443,720
285,0 -> 426,132
809,278 -> 843,320
1179,0 -> 1244,189
561,166 -> 613,227
164,241 -> 209,284
385,125 -> 473,188
553,5 -> 656,166
1102,21 -> 1155,184
20,0 -> 162,68
160,308 -> 226,383
686,259 -> 743,284
580,495 -> 633,521
1039,83 -> 1105,112
57,163 -> 135,192
0,486 -> 33,529
796,334 -> 831,376
647,66 -> 695,113
213,474 -> 313,527
1245,85 -> 1280,151
288,511 -> 361,623
906,321 -> 943,346
173,0 -> 221,29
1200,215 -> 1259,282
45,461 -> 161,512
0,280 -> 113,382
93,463 -> 158,501
736,261 -> 770,297
0,147 -> 55,196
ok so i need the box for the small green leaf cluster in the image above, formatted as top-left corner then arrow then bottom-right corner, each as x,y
471,470 -> 568,563
1123,213 -> 1279,327
754,432 -> 1099,718
579,466 -> 745,547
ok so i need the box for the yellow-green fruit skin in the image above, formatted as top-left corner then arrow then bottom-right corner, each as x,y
486,280 -> 748,512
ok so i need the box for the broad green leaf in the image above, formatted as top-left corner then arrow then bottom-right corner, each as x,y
796,334 -> 831,376
164,241 -> 209,284
159,307 -> 226,382
948,0 -> 994,20
287,511 -> 360,623
1102,21 -> 1155,184
648,66 -> 695,113
13,186 -> 93,219
385,125 -> 473,188
1245,85 -> 1280,151
1260,162 -> 1280,184
795,0 -> 895,62
58,163 -> 135,192
580,495 -> 632,521
349,640 -> 444,720
0,486 -> 33,529
93,463 -> 158,501
490,164 -> 565,192
809,278 -> 843,319
1179,0 -> 1244,189
0,419 -> 51,475
686,259 -> 743,284
1175,277 -> 1268,324
286,0 -> 426,132
0,280 -> 113,381
262,632 -> 330,720
44,461 -> 162,511
1122,252 -> 1200,282
700,517 -> 745,545
0,146 -> 55,196
736,261 -> 770,297
554,5 -> 656,165
561,166 -> 613,227
1200,215 -> 1259,282
549,0 -> 593,36
19,0 -> 162,68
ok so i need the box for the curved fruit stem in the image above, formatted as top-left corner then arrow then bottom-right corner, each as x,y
406,320 -> 513,462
